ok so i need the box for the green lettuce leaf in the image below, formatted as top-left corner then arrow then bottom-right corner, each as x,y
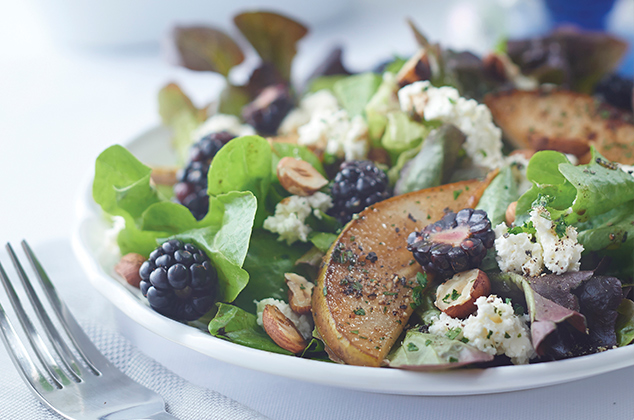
476,165 -> 520,227
386,331 -> 494,369
157,83 -> 203,127
364,72 -> 400,144
93,145 -> 162,220
173,191 -> 258,302
306,75 -> 348,94
380,111 -> 429,162
393,124 -> 464,194
207,136 -> 273,227
332,72 -> 382,117
233,229 -> 312,312
208,303 -> 292,354
616,299 -> 634,347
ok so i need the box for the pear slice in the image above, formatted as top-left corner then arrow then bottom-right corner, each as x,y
312,176 -> 495,366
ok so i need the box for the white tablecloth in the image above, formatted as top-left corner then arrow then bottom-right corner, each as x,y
1,1 -> 633,418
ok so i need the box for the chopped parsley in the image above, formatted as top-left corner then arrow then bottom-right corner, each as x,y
353,308 -> 366,316
407,342 -> 419,352
446,327 -> 462,340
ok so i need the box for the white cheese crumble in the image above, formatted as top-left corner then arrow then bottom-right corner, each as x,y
429,295 -> 534,364
619,163 -> 634,177
263,192 -> 333,245
494,206 -> 584,276
279,90 -> 340,134
192,114 -> 256,141
494,222 -> 544,276
297,109 -> 370,161
531,206 -> 584,275
397,81 -> 504,170
256,298 -> 313,340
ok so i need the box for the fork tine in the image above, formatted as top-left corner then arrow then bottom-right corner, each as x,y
0,300 -> 57,393
7,243 -> 85,382
21,240 -> 107,376
0,255 -> 69,387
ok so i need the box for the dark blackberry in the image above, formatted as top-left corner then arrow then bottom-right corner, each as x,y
407,208 -> 495,279
138,239 -> 218,321
242,84 -> 294,136
329,160 -> 391,224
173,131 -> 235,220
594,73 -> 633,113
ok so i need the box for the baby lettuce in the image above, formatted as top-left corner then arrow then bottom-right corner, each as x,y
476,164 -> 520,227
93,144 -> 258,303
516,149 -> 634,279
208,303 -> 292,354
207,135 -> 272,227
332,72 -> 382,117
387,331 -> 493,370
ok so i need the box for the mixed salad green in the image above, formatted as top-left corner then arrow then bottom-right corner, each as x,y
94,11 -> 634,368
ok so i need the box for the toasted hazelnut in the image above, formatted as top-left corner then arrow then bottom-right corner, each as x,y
262,304 -> 307,354
285,273 -> 314,315
482,53 -> 508,82
267,133 -> 299,145
396,48 -> 432,87
277,156 -> 328,196
435,269 -> 491,318
150,166 -> 179,186
115,253 -> 147,288
505,201 -> 517,226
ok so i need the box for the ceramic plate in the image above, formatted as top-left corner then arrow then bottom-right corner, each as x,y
71,126 -> 634,395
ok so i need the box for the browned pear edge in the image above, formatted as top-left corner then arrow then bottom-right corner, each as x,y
312,175 -> 496,367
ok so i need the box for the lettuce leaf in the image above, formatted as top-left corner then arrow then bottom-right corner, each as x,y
476,165 -> 520,227
233,229 -> 312,312
208,303 -> 292,354
393,124 -> 463,195
93,145 -> 258,303
516,148 -> 634,279
332,72 -> 382,117
207,136 -> 273,227
386,331 -> 493,370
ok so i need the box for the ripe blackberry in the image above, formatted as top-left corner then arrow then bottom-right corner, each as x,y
329,160 -> 391,224
242,84 -> 294,136
138,239 -> 218,321
407,208 -> 495,279
173,131 -> 235,220
594,73 -> 633,113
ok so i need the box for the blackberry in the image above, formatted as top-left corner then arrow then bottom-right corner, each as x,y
594,73 -> 633,113
173,131 -> 235,220
242,84 -> 294,136
138,239 -> 218,321
407,208 -> 495,279
329,160 -> 391,224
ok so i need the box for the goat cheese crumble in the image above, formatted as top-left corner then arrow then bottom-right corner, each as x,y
397,81 -> 504,170
263,192 -> 333,245
494,206 -> 584,276
297,108 -> 370,161
279,90 -> 340,134
256,298 -> 313,340
429,295 -> 534,364
192,114 -> 256,140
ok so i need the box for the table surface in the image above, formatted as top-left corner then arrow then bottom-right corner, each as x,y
1,1 -> 633,419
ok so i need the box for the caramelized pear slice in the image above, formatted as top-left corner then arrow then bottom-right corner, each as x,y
312,177 -> 494,366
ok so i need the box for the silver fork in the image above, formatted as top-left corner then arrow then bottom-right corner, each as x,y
0,241 -> 178,420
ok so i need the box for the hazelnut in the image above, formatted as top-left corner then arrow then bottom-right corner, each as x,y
505,201 -> 517,226
150,166 -> 178,186
434,269 -> 491,318
115,253 -> 147,288
285,273 -> 314,315
262,304 -> 307,354
277,156 -> 328,196
396,48 -> 432,87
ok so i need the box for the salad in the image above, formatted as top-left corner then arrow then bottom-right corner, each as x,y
96,11 -> 634,370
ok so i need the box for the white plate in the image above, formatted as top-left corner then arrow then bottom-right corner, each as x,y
72,125 -> 634,395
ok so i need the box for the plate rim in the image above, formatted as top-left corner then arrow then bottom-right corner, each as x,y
71,124 -> 634,396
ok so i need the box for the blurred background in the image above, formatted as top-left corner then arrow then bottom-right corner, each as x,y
0,0 -> 632,242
